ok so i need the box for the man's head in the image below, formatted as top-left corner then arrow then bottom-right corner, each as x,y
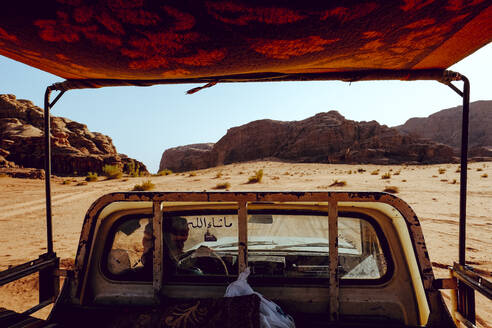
164,217 -> 189,254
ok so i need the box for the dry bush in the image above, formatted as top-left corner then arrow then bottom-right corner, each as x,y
283,171 -> 290,175
214,171 -> 223,179
455,167 -> 461,173
383,186 -> 399,193
76,181 -> 88,186
481,173 -> 488,178
440,179 -> 448,182
132,180 -> 155,191
61,179 -> 71,185
213,182 -> 230,189
238,171 -> 244,175
247,169 -> 264,184
381,172 -> 391,180
271,176 -> 280,180
188,172 -> 197,177
157,169 -> 173,176
432,175 -> 438,178
438,168 -> 446,174
401,179 -> 407,182
357,168 -> 366,173
450,179 -> 457,184
476,168 -> 483,172
85,172 -> 98,182
371,170 -> 379,175
329,179 -> 347,187
102,164 -> 122,179
393,171 -> 400,176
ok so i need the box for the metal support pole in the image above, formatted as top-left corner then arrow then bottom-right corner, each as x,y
238,201 -> 248,273
44,88 -> 53,255
328,200 -> 339,321
457,76 -> 475,325
458,76 -> 470,267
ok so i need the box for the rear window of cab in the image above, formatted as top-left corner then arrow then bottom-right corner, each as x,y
103,210 -> 392,284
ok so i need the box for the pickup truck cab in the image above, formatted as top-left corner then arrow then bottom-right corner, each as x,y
44,191 -> 455,327
0,1 -> 491,326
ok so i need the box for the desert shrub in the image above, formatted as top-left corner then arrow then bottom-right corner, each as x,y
476,168 -> 483,172
329,179 -> 346,187
455,167 -> 461,173
271,176 -> 280,180
347,170 -> 352,175
125,160 -> 140,177
450,179 -> 457,184
157,169 -> 173,176
370,170 -> 379,175
481,173 -> 488,178
133,180 -> 155,191
283,171 -> 290,175
85,172 -> 98,182
432,175 -> 438,178
238,171 -> 244,175
357,168 -> 366,173
213,182 -> 230,189
247,169 -> 263,184
76,181 -> 88,186
438,168 -> 446,174
440,179 -> 448,182
401,179 -> 407,182
102,164 -> 122,179
214,171 -> 223,179
188,172 -> 197,177
62,179 -> 71,185
393,171 -> 401,176
383,186 -> 399,194
381,172 -> 391,179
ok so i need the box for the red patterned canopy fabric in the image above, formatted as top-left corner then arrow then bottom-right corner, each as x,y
0,1 -> 491,82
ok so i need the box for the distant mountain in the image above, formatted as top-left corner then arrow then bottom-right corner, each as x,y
0,94 -> 148,176
160,111 -> 456,172
396,100 -> 492,157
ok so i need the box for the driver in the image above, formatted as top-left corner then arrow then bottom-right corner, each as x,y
141,216 -> 215,278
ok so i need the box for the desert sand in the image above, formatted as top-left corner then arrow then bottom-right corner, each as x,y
0,161 -> 491,326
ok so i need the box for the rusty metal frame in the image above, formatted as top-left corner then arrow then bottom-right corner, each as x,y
74,191 -> 436,321
238,201 -> 248,273
47,69 -> 461,91
152,201 -> 163,302
328,200 -> 339,320
34,68 -> 487,324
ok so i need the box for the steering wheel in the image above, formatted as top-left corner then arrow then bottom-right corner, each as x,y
177,246 -> 229,276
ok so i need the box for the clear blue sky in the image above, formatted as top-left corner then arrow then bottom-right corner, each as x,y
1,44 -> 491,173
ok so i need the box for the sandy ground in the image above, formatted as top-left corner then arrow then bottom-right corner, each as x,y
0,161 -> 490,326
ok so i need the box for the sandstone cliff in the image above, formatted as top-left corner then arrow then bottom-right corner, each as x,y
0,94 -> 148,176
396,100 -> 492,153
160,111 -> 456,172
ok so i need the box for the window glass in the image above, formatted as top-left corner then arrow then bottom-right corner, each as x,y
106,216 -> 152,281
247,212 -> 329,278
163,213 -> 238,278
338,216 -> 388,279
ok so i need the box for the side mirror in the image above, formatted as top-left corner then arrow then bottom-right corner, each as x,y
248,215 -> 273,224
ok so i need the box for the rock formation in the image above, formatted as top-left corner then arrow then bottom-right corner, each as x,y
0,94 -> 148,176
160,111 -> 456,172
396,100 -> 492,158
160,143 -> 214,173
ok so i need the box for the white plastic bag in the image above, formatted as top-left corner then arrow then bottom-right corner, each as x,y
224,268 -> 295,328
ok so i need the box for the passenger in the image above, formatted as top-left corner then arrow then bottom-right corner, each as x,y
139,222 -> 154,279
